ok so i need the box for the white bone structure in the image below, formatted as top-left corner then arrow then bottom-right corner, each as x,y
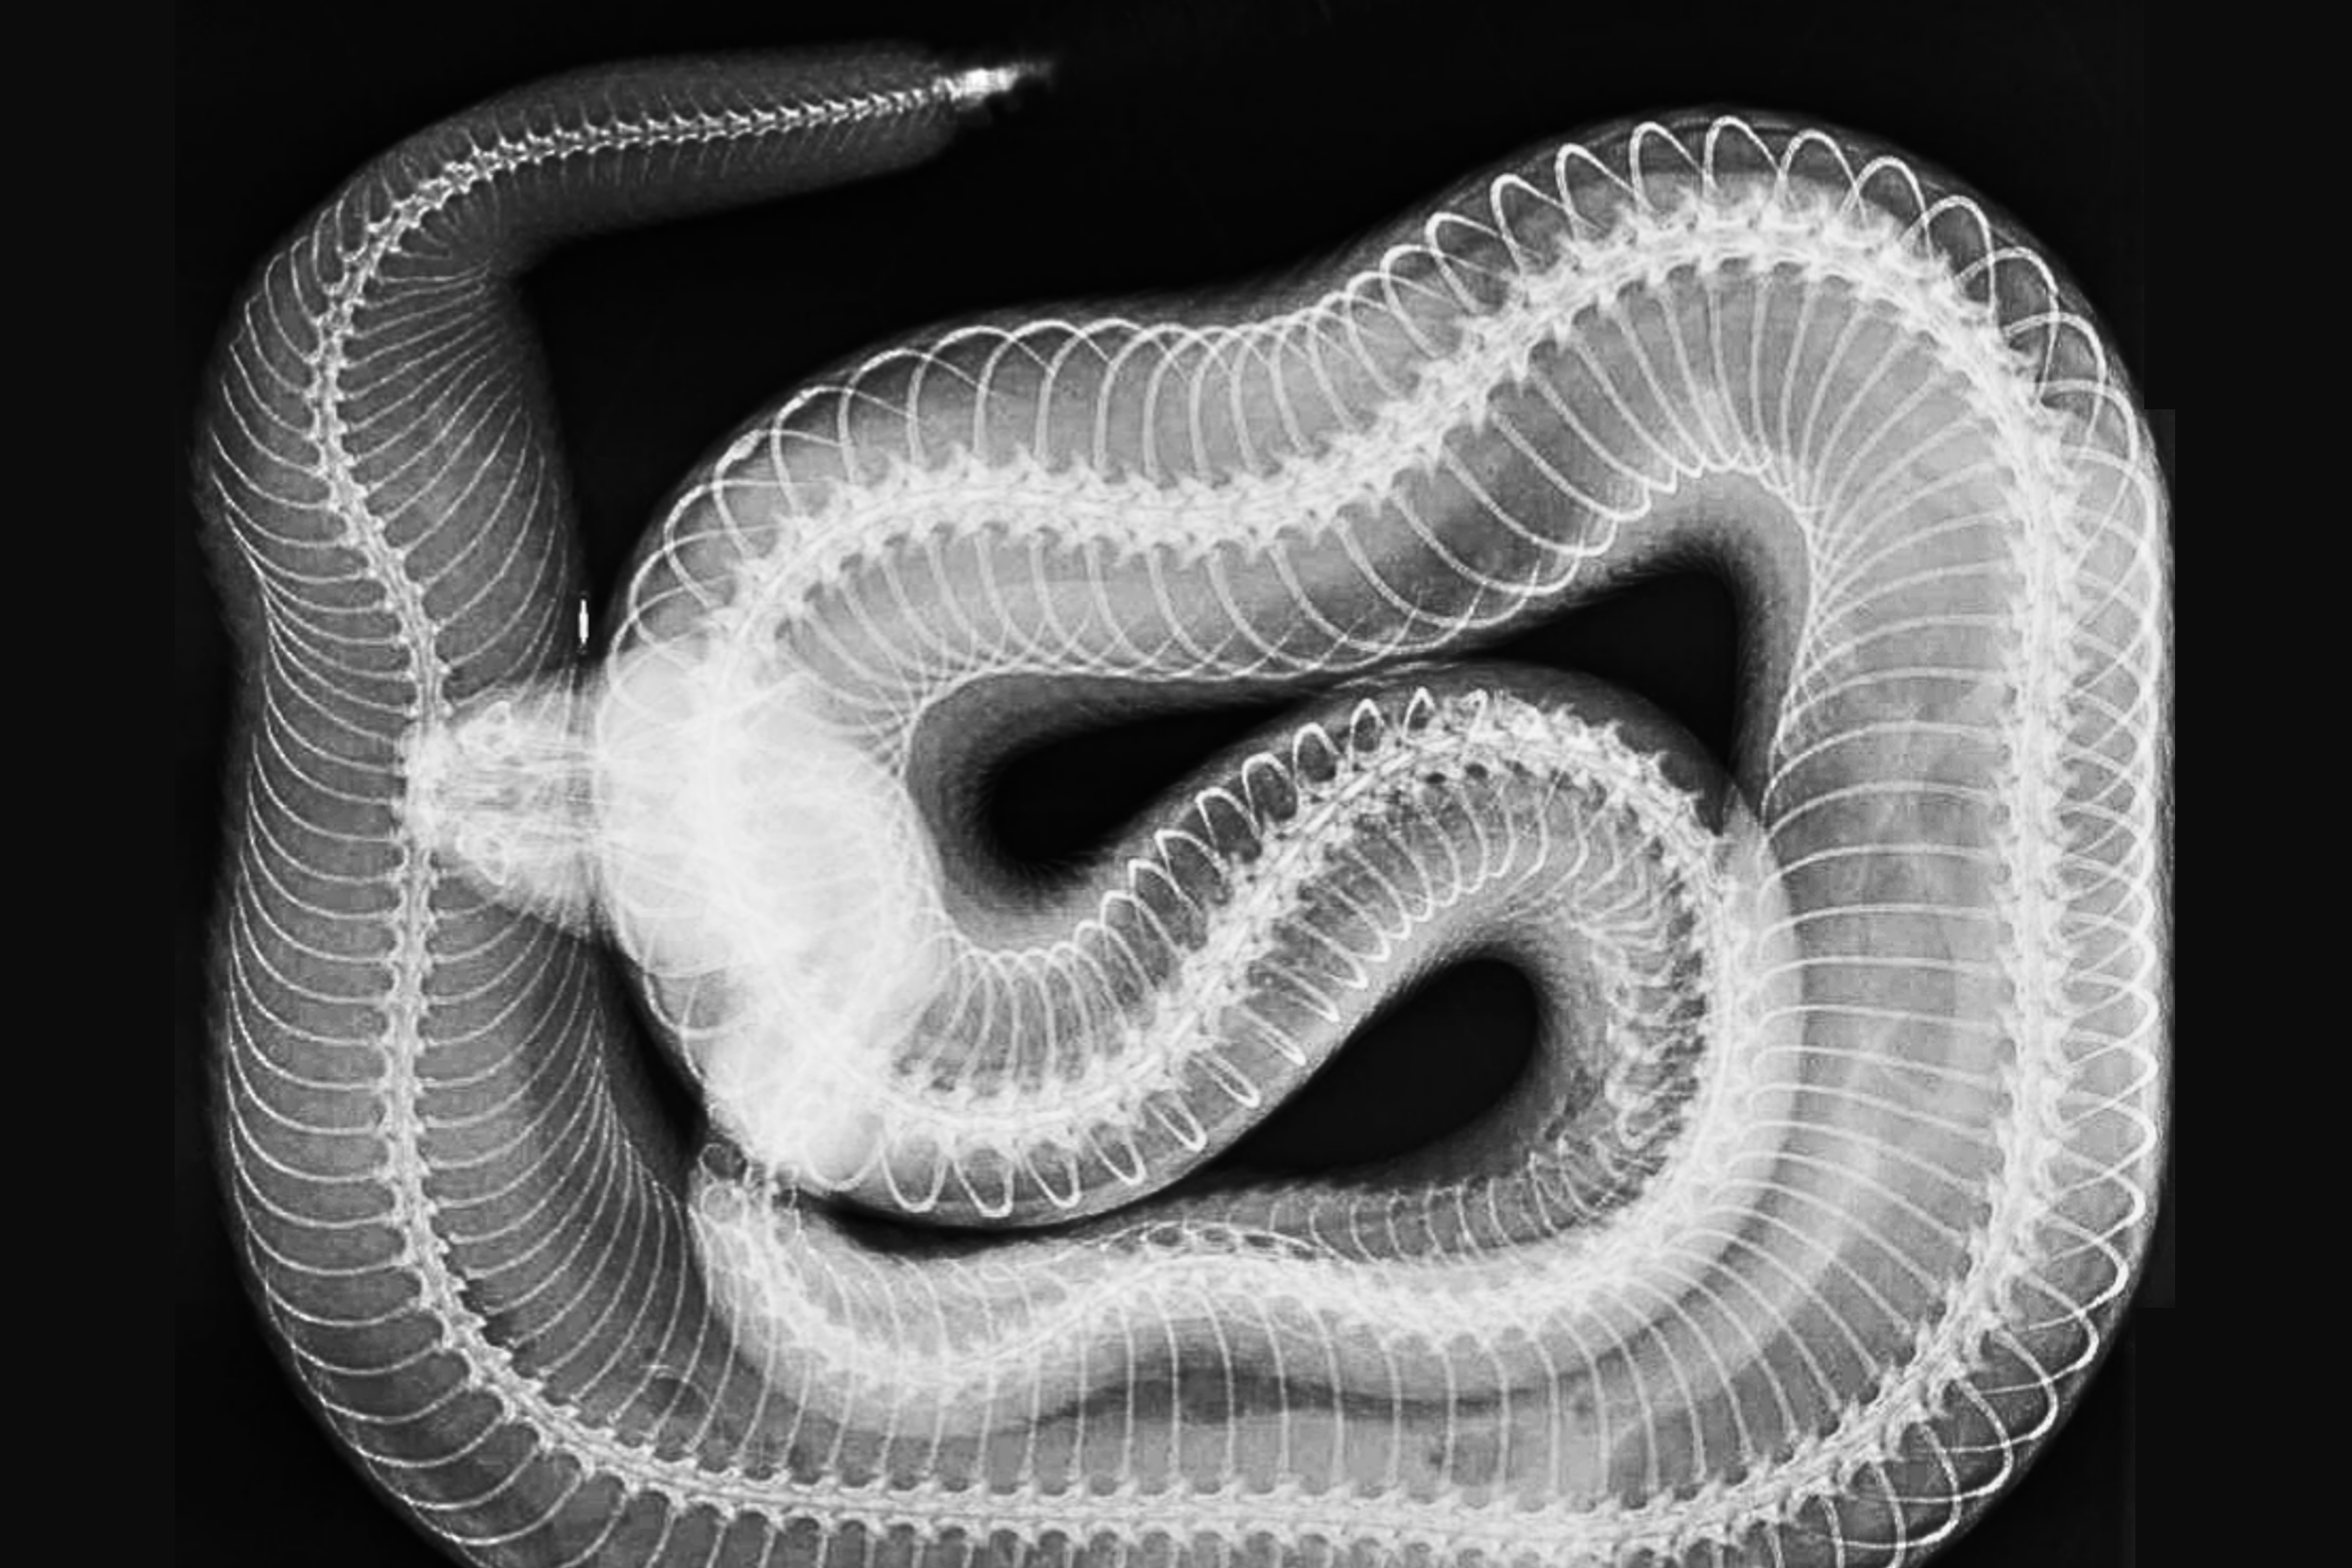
200,45 -> 2168,1568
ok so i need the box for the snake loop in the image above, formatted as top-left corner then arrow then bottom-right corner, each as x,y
199,43 -> 2167,1568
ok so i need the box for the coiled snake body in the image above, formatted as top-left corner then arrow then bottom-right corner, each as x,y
198,44 -> 2168,1568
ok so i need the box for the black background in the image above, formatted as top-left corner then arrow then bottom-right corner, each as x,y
176,1 -> 2173,1562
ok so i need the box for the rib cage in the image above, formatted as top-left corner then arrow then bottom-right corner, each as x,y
196,44 -> 2168,1568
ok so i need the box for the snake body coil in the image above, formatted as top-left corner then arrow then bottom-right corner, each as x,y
198,44 -> 2168,1568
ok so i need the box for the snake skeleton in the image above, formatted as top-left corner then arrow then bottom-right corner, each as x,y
196,41 -> 2169,1568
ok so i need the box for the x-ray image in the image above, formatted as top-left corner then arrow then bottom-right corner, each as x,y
176,3 -> 2171,1563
